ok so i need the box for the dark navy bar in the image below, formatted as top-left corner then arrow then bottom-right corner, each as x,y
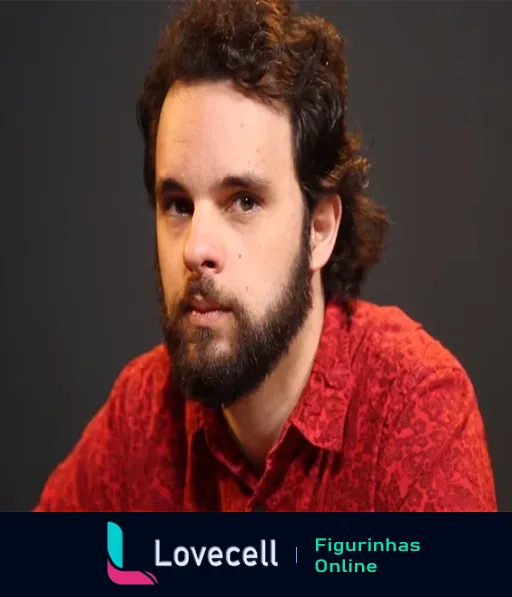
1,513 -> 507,594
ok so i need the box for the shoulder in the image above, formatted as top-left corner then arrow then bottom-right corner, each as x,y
342,300 -> 482,442
32,344 -> 173,511
108,343 -> 172,425
346,299 -> 468,386
332,299 -> 480,428
112,343 -> 170,394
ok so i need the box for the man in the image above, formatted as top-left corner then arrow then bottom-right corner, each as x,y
33,0 -> 497,512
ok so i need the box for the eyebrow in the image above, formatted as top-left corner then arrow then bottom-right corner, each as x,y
155,172 -> 273,198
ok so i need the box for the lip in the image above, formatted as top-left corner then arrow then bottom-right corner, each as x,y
186,298 -> 228,314
186,303 -> 231,327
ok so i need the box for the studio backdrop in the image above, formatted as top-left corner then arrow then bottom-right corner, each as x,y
1,0 -> 510,511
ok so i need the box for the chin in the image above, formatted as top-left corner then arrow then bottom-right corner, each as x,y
210,337 -> 234,354
187,338 -> 234,361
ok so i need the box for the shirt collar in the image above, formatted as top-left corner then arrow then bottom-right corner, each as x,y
185,300 -> 352,453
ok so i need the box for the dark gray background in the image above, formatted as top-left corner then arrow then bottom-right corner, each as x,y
1,1 -> 510,511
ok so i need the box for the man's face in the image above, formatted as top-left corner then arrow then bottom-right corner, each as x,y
154,80 -> 313,408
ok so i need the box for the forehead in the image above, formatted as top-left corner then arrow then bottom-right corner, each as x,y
155,80 -> 296,194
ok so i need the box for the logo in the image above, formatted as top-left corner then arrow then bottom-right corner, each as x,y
107,522 -> 158,585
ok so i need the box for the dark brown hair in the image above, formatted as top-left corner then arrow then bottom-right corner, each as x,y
136,0 -> 389,314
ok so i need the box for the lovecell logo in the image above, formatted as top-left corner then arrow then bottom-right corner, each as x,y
107,522 -> 158,585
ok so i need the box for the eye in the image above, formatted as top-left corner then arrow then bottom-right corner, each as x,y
163,197 -> 193,216
232,195 -> 258,213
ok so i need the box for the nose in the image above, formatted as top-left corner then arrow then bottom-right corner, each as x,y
183,206 -> 225,275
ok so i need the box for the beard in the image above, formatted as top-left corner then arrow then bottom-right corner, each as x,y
155,215 -> 313,409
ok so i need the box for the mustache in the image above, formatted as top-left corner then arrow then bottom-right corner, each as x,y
177,277 -> 237,314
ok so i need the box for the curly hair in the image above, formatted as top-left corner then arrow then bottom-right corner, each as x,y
136,0 -> 389,315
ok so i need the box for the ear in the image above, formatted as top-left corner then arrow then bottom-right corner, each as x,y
309,193 -> 342,272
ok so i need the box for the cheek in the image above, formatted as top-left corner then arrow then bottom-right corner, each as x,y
157,232 -> 183,298
237,232 -> 297,311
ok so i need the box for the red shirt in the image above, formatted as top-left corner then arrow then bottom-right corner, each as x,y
33,300 -> 497,512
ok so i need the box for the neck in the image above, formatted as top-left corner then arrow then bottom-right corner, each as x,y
222,282 -> 326,471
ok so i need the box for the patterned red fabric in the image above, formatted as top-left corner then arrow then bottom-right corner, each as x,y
33,300 -> 497,512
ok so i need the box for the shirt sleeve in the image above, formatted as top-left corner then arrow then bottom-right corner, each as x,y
32,362 -> 135,512
375,366 -> 498,512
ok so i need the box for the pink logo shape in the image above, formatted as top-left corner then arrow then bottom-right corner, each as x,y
107,560 -> 158,585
